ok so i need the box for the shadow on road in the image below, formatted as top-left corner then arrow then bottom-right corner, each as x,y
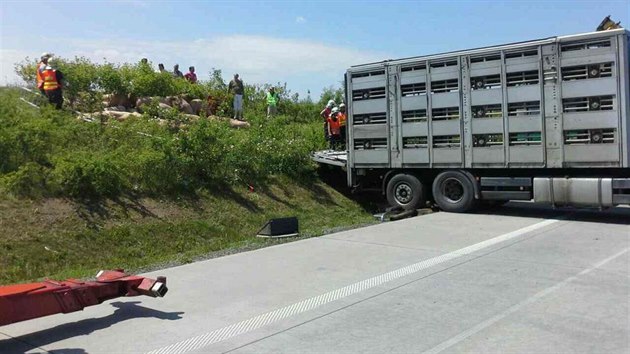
474,202 -> 630,226
0,301 -> 183,353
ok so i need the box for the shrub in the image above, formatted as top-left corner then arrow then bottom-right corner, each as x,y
6,55 -> 338,200
0,163 -> 51,198
52,153 -> 125,198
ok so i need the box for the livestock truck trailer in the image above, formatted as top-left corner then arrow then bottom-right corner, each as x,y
312,28 -> 630,212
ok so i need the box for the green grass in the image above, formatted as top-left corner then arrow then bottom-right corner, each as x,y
0,76 -> 363,285
0,177 -> 375,284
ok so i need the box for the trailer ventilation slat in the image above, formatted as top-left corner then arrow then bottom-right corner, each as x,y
508,101 -> 541,116
401,82 -> 427,96
431,79 -> 459,93
430,60 -> 458,68
564,129 -> 615,144
473,134 -> 504,147
352,87 -> 386,101
401,64 -> 426,72
561,39 -> 611,52
561,63 -> 613,81
506,70 -> 540,87
562,95 -> 614,112
470,54 -> 501,63
354,138 -> 388,150
432,107 -> 460,121
505,50 -> 538,59
351,70 -> 385,79
471,74 -> 501,90
353,113 -> 387,125
509,132 -> 542,146
472,104 -> 502,118
402,109 -> 427,122
403,136 -> 428,148
433,135 -> 461,148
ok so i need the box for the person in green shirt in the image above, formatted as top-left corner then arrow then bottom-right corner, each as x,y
266,87 -> 280,118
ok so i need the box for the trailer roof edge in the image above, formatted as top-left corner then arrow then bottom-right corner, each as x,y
350,28 -> 628,71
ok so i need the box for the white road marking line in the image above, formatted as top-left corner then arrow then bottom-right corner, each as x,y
422,247 -> 630,354
146,219 -> 559,354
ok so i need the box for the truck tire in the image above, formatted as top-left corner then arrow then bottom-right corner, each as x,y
432,171 -> 476,213
386,174 -> 424,210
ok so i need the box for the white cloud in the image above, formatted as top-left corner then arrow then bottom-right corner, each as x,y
0,35 -> 385,96
296,16 -> 306,24
0,49 -> 32,86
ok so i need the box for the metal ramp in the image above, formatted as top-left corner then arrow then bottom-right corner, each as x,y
311,150 -> 348,167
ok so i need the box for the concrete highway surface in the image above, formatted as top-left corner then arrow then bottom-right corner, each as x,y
1,203 -> 629,354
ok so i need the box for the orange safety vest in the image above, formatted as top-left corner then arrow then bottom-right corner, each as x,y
42,68 -> 60,91
327,113 -> 341,136
36,62 -> 46,89
338,112 -> 347,127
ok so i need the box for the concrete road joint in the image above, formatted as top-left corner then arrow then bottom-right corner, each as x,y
422,247 -> 630,354
146,219 -> 561,354
322,236 -> 446,253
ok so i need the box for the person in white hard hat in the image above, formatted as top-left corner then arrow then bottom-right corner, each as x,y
327,106 -> 342,150
320,99 -> 337,143
37,53 -> 53,95
41,64 -> 64,109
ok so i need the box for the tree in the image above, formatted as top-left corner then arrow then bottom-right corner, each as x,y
318,86 -> 344,107
208,68 -> 226,91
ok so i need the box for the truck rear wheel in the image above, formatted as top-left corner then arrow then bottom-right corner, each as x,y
432,171 -> 476,213
386,174 -> 424,210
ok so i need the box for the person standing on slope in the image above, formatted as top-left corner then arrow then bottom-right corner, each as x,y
41,64 -> 64,109
36,52 -> 53,95
172,64 -> 184,78
184,66 -> 197,83
266,87 -> 280,118
228,73 -> 245,120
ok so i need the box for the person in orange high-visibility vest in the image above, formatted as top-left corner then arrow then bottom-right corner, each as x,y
327,107 -> 342,150
41,65 -> 64,109
338,103 -> 347,150
320,99 -> 336,142
36,53 -> 53,95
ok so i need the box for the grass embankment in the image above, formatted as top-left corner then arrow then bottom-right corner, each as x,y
0,178 -> 374,285
0,88 -> 375,284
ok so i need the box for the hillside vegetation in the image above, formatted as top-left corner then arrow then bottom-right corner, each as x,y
0,59 -> 371,284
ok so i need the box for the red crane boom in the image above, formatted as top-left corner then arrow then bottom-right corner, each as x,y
0,269 -> 167,326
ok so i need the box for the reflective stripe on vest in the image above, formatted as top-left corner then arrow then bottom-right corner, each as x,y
42,69 -> 60,91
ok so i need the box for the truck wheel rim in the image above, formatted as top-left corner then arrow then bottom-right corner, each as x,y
395,183 -> 413,205
442,178 -> 464,203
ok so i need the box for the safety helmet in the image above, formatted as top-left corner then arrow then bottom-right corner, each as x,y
339,103 -> 345,108
331,107 -> 339,113
41,52 -> 53,60
327,99 -> 335,107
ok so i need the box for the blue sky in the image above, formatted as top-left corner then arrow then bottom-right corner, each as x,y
1,0 -> 628,98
